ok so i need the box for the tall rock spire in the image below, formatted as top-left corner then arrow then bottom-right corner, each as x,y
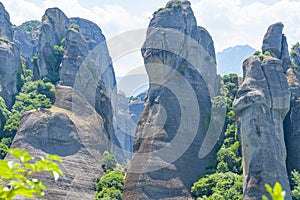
123,1 -> 219,199
233,22 -> 292,199
284,43 -> 300,173
0,3 -> 20,108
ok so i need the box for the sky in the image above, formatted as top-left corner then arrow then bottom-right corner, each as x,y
1,0 -> 300,77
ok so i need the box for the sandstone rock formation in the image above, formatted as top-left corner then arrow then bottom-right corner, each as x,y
0,3 -> 20,109
13,27 -> 39,70
36,7 -> 119,154
37,8 -> 69,77
0,3 -> 13,40
123,1 -> 218,199
59,28 -> 88,86
2,6 -> 123,199
69,17 -> 105,50
10,85 -> 109,199
114,91 -> 136,161
284,45 -> 300,173
262,22 -> 291,71
233,23 -> 292,199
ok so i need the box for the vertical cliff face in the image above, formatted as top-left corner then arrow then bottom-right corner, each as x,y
4,6 -> 120,199
36,7 -> 117,151
123,1 -> 218,199
0,3 -> 13,40
233,23 -> 292,199
13,27 -> 39,70
69,17 -> 106,50
59,28 -> 89,86
37,8 -> 69,77
285,45 -> 300,173
0,3 -> 20,109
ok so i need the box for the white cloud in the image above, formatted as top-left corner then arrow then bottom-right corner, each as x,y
193,0 -> 300,51
1,0 -> 149,37
1,0 -> 43,23
2,0 -> 300,54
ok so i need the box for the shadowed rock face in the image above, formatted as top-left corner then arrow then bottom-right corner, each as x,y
285,46 -> 300,173
13,28 -> 39,70
10,86 -> 109,200
0,3 -> 20,109
123,1 -> 218,199
233,23 -> 292,199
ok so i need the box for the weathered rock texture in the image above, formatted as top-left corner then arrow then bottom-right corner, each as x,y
0,3 -> 13,40
10,85 -> 109,199
37,7 -> 69,77
284,45 -> 300,173
59,28 -> 88,86
0,3 -> 20,108
262,22 -> 291,71
37,7 -> 119,156
233,23 -> 292,199
123,1 -> 218,199
114,92 -> 136,161
13,27 -> 39,70
69,17 -> 105,50
2,5 -> 122,199
0,39 -> 20,109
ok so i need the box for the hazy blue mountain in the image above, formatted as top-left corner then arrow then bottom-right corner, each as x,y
117,74 -> 149,97
217,45 -> 256,76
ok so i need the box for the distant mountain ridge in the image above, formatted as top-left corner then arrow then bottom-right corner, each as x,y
217,45 -> 256,76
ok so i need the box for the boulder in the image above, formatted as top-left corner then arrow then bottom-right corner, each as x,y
9,85 -> 110,199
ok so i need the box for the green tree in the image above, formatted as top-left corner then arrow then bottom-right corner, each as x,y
0,97 -> 10,131
290,170 -> 300,200
95,170 -> 124,193
101,151 -> 117,173
95,152 -> 125,199
18,20 -> 41,33
191,74 -> 242,199
0,148 -> 62,199
3,79 -> 55,137
95,167 -> 124,200
95,188 -> 122,200
191,172 -> 242,200
0,138 -> 11,159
